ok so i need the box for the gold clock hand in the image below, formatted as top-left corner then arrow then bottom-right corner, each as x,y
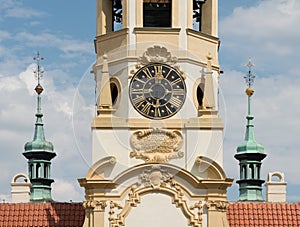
143,88 -> 152,93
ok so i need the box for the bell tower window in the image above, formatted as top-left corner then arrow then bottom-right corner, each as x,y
112,0 -> 122,31
143,0 -> 172,27
193,0 -> 205,31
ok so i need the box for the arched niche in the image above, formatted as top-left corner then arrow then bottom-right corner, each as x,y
268,172 -> 285,183
125,193 -> 188,227
190,156 -> 227,180
109,181 -> 202,227
11,173 -> 30,184
85,156 -> 117,180
80,161 -> 232,227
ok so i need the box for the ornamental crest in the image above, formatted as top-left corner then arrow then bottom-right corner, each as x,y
130,128 -> 184,163
129,46 -> 186,79
137,165 -> 173,189
138,45 -> 178,65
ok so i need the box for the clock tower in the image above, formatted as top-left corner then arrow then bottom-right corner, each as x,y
79,1 -> 233,227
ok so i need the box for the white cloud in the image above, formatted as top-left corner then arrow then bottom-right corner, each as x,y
0,61 -> 94,200
221,0 -> 300,40
221,68 -> 300,193
219,1 -> 300,198
219,0 -> 300,72
0,194 -> 11,203
4,7 -> 45,18
0,30 -> 10,41
0,0 -> 45,19
14,32 -> 92,57
52,179 -> 84,202
0,0 -> 21,10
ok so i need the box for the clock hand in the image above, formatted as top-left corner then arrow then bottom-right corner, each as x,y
153,99 -> 160,108
155,70 -> 163,79
143,88 -> 152,93
165,89 -> 172,94
154,77 -> 161,84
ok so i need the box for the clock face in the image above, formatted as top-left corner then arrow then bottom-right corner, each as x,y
129,63 -> 186,119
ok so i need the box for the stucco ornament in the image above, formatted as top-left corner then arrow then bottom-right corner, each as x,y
130,45 -> 186,79
130,128 -> 184,162
109,165 -> 203,227
206,200 -> 228,212
83,199 -> 107,211
139,45 -> 178,65
138,165 -> 173,189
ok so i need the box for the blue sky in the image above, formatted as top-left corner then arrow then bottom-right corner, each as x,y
0,0 -> 299,202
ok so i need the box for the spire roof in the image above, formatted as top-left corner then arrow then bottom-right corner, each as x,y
23,52 -> 54,156
236,58 -> 264,154
234,58 -> 267,202
23,52 -> 56,202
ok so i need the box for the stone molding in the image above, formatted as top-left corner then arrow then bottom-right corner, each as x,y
129,45 -> 186,80
83,199 -> 107,212
79,162 -> 233,227
206,200 -> 228,212
130,128 -> 184,163
138,45 -> 178,65
108,165 -> 203,227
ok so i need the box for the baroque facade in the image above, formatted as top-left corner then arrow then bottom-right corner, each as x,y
78,0 -> 233,226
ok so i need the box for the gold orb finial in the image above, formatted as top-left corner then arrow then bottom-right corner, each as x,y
245,87 -> 254,97
35,84 -> 44,95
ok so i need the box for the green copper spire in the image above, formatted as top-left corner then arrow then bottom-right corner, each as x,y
23,52 -> 56,202
234,58 -> 266,201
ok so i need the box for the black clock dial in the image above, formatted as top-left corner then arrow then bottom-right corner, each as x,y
129,63 -> 186,119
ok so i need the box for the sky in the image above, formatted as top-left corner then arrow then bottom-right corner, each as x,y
0,0 -> 299,202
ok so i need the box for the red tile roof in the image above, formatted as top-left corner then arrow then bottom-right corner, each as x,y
2,201 -> 300,227
227,202 -> 300,227
0,202 -> 85,227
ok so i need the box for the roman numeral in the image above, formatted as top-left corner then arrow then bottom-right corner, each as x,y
173,89 -> 185,96
169,96 -> 182,109
154,65 -> 163,75
171,77 -> 182,86
134,77 -> 146,84
164,69 -> 173,79
154,107 -> 162,118
132,96 -> 145,107
141,102 -> 152,115
143,68 -> 153,79
165,105 -> 173,114
131,89 -> 144,94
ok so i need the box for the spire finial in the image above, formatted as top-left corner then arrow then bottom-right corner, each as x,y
235,57 -> 266,201
33,51 -> 44,95
23,51 -> 56,202
244,57 -> 255,97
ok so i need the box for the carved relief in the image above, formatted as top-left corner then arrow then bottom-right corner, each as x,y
206,200 -> 228,212
109,201 -> 124,226
190,202 -> 203,222
129,46 -> 186,79
130,128 -> 184,163
83,199 -> 107,211
108,166 -> 203,227
138,45 -> 178,65
138,165 -> 173,188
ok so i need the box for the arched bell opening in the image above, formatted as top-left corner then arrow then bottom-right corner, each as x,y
112,0 -> 122,31
143,0 -> 172,27
36,163 -> 41,178
193,0 -> 206,31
